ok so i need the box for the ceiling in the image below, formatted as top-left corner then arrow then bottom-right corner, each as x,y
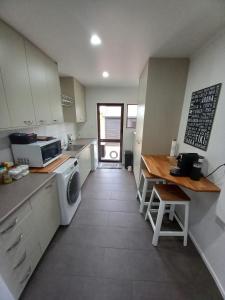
0,0 -> 225,87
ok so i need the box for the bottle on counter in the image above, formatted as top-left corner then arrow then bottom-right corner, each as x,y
3,170 -> 13,184
0,167 -> 7,184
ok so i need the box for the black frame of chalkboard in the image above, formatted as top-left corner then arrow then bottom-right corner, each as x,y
184,83 -> 222,151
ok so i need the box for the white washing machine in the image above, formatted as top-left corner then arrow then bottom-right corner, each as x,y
54,158 -> 81,225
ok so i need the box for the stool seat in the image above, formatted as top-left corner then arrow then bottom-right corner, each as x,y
154,184 -> 190,201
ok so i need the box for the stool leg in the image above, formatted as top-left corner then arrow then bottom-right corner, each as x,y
169,204 -> 175,221
137,173 -> 143,200
152,201 -> 165,246
183,203 -> 189,246
139,178 -> 148,214
145,188 -> 155,220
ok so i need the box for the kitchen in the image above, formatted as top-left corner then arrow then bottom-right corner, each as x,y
0,1 -> 225,299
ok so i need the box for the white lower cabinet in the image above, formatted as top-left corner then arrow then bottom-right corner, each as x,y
30,178 -> 60,253
77,145 -> 92,186
0,177 -> 60,299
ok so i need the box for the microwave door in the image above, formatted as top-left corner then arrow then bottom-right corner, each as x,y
41,141 -> 62,164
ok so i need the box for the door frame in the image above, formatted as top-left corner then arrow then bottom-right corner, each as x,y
97,103 -> 124,163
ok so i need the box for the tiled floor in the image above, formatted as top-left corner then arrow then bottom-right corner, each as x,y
21,169 -> 222,300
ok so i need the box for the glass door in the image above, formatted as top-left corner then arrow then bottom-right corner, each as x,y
97,103 -> 124,162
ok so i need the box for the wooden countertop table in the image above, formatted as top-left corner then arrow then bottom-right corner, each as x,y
142,155 -> 220,192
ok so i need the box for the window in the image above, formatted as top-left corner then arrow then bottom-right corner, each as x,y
126,104 -> 137,128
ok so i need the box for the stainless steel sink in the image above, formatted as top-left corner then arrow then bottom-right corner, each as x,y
66,144 -> 85,151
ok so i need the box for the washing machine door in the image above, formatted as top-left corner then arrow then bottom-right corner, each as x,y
67,169 -> 80,205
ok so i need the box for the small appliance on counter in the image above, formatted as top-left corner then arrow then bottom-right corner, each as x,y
9,133 -> 37,144
170,153 -> 204,180
11,139 -> 62,167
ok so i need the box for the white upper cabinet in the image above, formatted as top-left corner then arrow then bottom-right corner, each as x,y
74,79 -> 86,123
0,68 -> 11,129
45,58 -> 64,124
0,20 -> 36,127
25,40 -> 52,125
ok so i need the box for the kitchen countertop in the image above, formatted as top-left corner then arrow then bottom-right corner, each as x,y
0,173 -> 56,223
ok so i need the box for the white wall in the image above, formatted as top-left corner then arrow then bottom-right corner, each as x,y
177,28 -> 225,297
0,122 -> 77,162
77,86 -> 138,156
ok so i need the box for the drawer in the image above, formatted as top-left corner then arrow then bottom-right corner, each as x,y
0,201 -> 31,247
1,249 -> 32,299
0,209 -> 38,272
14,246 -> 42,299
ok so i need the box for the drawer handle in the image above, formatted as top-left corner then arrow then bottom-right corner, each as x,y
45,183 -> 53,189
20,266 -> 31,285
0,218 -> 18,235
13,251 -> 27,270
6,234 -> 23,253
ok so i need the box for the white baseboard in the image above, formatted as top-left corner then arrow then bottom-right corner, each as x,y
188,230 -> 225,299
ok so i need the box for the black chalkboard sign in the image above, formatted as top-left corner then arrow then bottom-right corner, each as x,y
184,83 -> 222,151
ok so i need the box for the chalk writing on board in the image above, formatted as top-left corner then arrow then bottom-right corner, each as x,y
184,83 -> 222,151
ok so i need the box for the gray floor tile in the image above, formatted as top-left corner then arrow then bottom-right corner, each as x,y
79,198 -> 140,213
109,190 -> 138,201
132,280 -> 222,300
81,189 -> 111,200
54,224 -> 153,250
72,209 -> 108,227
103,248 -> 173,282
108,211 -> 149,228
160,250 -> 218,285
65,276 -> 132,300
21,274 -> 70,300
36,244 -> 105,278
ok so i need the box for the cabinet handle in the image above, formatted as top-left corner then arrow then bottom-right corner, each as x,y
0,218 -> 18,235
39,120 -> 45,123
24,120 -> 33,125
6,234 -> 23,252
13,251 -> 27,270
19,266 -> 31,284
53,119 -> 58,122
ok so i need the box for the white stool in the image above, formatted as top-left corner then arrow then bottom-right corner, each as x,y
137,169 -> 165,214
145,184 -> 190,246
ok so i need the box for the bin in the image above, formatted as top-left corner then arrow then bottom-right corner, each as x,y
124,150 -> 133,169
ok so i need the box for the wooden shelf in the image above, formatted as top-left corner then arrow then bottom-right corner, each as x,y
142,155 -> 220,193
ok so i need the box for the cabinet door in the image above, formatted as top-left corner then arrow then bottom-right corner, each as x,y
0,68 -> 11,128
45,59 -> 64,124
77,146 -> 91,186
25,40 -> 52,125
30,179 -> 60,253
0,20 -> 36,127
74,79 -> 86,122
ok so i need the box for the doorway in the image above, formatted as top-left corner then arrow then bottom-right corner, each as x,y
97,103 -> 124,162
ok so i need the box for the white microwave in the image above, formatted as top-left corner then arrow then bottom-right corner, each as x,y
11,139 -> 62,167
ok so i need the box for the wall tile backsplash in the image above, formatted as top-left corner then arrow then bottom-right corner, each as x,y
0,122 -> 77,162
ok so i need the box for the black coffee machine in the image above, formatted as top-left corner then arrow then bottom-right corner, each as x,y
170,153 -> 200,177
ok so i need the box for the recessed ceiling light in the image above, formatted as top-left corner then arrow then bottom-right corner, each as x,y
102,71 -> 109,78
90,34 -> 102,46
